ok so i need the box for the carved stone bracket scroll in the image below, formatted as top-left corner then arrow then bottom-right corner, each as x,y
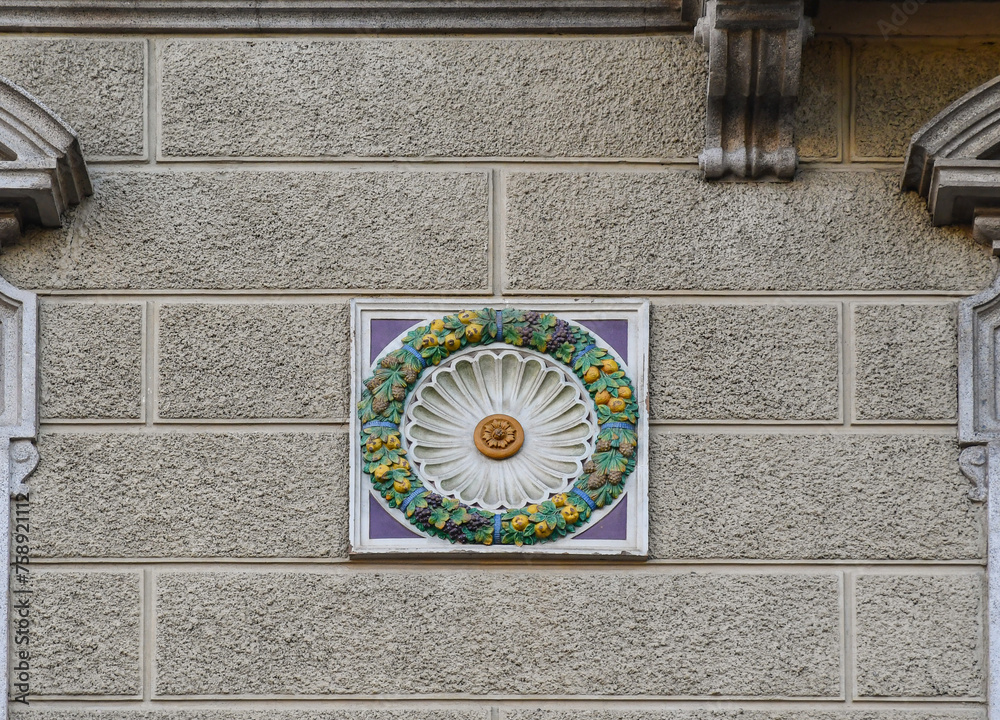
902,72 -> 1000,720
694,0 -> 812,180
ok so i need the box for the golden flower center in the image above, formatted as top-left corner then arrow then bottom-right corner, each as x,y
474,414 -> 524,460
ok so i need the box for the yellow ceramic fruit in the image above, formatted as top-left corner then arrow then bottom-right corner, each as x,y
366,437 -> 382,452
511,515 -> 529,531
421,334 -> 438,348
392,459 -> 410,471
465,324 -> 484,342
374,464 -> 390,479
444,333 -> 461,351
385,435 -> 400,450
430,319 -> 445,332
551,493 -> 567,508
526,504 -> 540,514
601,358 -> 619,374
560,505 -> 579,523
583,366 -> 601,383
618,386 -> 632,400
535,521 -> 553,539
594,390 -> 611,405
458,310 -> 476,324
393,478 -> 410,493
608,397 -> 626,413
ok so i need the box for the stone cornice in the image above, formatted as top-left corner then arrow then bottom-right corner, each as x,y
0,1 -> 686,33
0,75 -> 91,242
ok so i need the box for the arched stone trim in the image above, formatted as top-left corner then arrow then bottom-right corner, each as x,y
903,74 -> 1000,226
0,74 -> 91,238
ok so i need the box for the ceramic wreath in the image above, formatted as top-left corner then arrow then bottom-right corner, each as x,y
358,308 -> 639,546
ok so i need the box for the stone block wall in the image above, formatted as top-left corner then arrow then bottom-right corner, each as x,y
0,25 -> 996,719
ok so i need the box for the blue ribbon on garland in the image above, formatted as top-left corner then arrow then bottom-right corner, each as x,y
572,487 -> 597,510
401,487 -> 429,511
400,344 -> 426,367
495,310 -> 503,340
602,421 -> 636,431
362,420 -> 398,431
572,344 -> 597,365
493,514 -> 503,544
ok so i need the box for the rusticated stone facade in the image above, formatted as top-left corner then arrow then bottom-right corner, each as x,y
0,11 -> 997,720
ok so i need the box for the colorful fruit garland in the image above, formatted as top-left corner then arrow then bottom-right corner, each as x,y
359,308 -> 639,546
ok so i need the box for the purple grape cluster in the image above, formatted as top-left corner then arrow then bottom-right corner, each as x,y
550,319 -> 572,348
441,520 -> 469,543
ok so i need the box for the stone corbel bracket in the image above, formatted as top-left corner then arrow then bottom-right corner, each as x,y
695,0 -> 812,181
0,74 -> 91,243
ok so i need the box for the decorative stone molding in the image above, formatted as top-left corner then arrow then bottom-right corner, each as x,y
694,0 -> 812,180
0,1 -> 685,33
0,75 -> 91,243
903,75 -> 1000,226
902,72 -> 1000,720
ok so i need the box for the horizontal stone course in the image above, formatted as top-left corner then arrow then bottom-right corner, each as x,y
155,570 -> 841,697
503,170 -> 991,293
158,37 -> 705,159
29,571 -> 141,696
39,302 -> 144,420
649,433 -> 984,560
510,711 -> 986,720
30,432 -> 349,558
650,303 -> 840,421
0,170 -> 489,291
0,38 -> 144,157
854,41 -> 1000,159
11,713 -> 486,720
853,303 -> 957,422
158,303 -> 350,419
855,574 -> 985,698
7,711 -> 985,720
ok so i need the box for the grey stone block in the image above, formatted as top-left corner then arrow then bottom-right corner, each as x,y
503,170 -> 992,293
29,571 -> 141,696
29,432 -> 349,558
651,303 -> 840,421
797,40 -> 843,160
158,303 -> 349,419
155,571 -> 841,697
158,37 -> 704,159
0,39 -> 144,158
649,434 -> 984,560
855,573 -> 985,698
0,170 -> 489,291
854,42 -> 1000,159
853,304 -> 958,422
39,302 -> 143,420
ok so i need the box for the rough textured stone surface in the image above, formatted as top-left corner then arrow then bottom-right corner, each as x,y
39,302 -> 143,420
156,571 -> 841,697
649,434 -> 984,560
0,38 -> 144,158
853,304 -> 958,422
30,432 -> 349,558
158,303 -> 349,419
504,171 -> 992,293
797,40 -> 843,160
854,42 -> 1000,159
11,713 -> 486,720
159,37 -> 704,159
855,574 -> 985,698
651,304 -> 840,420
31,571 -> 141,696
511,711 -> 985,720
0,171 -> 489,291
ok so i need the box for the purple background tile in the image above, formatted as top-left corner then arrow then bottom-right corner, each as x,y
577,319 -> 629,364
574,494 -> 629,540
371,318 -> 422,361
369,493 -> 420,539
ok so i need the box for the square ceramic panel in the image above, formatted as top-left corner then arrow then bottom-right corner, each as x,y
350,299 -> 649,556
